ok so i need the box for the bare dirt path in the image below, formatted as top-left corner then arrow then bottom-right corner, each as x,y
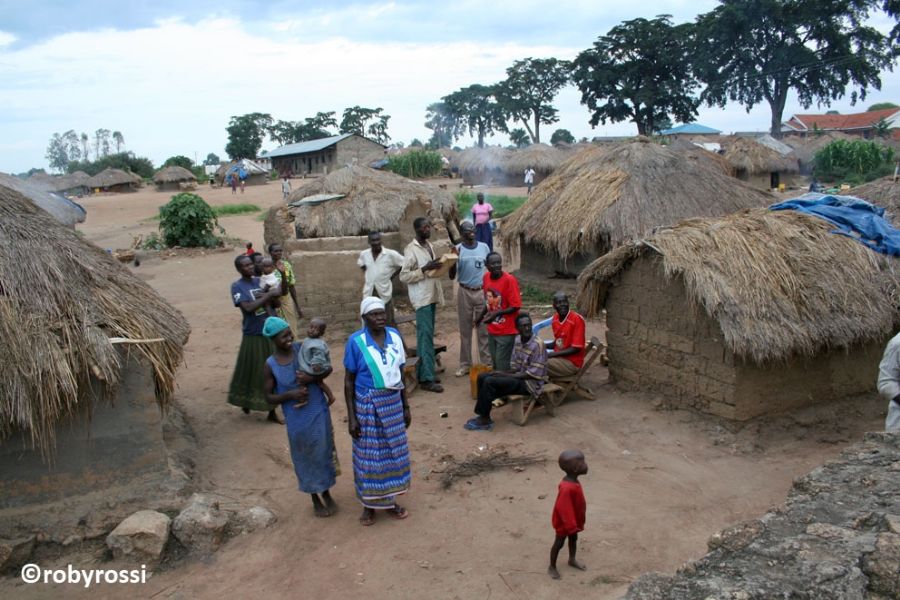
3,182 -> 885,599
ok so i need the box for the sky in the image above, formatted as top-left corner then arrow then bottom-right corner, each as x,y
1,0 -> 898,174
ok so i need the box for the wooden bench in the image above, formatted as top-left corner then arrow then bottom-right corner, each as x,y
505,383 -> 564,426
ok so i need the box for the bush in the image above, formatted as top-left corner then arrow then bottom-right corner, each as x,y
814,139 -> 895,184
386,150 -> 443,178
157,193 -> 223,247
66,152 -> 155,179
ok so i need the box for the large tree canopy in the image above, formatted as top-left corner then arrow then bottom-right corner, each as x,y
268,111 -> 338,145
495,58 -> 570,144
424,102 -> 456,148
442,84 -> 507,148
339,106 -> 391,144
694,0 -> 896,137
225,113 -> 273,159
571,15 -> 699,136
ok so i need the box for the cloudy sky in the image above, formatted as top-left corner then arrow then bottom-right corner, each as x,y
1,0 -> 897,173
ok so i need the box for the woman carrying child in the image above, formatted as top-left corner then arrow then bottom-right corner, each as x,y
262,316 -> 339,517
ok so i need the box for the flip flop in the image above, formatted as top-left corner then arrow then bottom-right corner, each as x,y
464,418 -> 494,431
359,511 -> 375,526
387,505 -> 409,520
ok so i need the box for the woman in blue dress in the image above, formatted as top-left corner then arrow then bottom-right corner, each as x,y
344,297 -> 412,526
263,317 -> 338,517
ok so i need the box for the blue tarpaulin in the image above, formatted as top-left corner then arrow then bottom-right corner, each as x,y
769,193 -> 900,256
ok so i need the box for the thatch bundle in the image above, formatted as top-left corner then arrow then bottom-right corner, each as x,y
0,173 -> 86,226
505,144 -> 567,175
85,167 -> 141,189
153,166 -> 196,184
0,186 -> 190,456
668,139 -> 734,176
721,137 -> 799,175
852,176 -> 900,219
282,165 -> 458,238
576,208 -> 900,364
502,139 -> 774,262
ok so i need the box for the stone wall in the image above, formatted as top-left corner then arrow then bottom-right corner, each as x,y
335,136 -> 385,169
606,256 -> 882,420
626,432 -> 900,599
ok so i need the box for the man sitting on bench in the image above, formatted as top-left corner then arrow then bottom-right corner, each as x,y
465,312 -> 547,431
545,292 -> 586,382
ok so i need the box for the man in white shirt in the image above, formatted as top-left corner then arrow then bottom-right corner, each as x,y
524,166 -> 535,195
358,231 -> 405,326
399,217 -> 444,393
877,332 -> 900,431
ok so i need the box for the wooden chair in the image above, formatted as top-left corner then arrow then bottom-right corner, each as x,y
505,336 -> 605,426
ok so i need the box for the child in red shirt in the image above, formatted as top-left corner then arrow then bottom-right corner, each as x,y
549,449 -> 588,580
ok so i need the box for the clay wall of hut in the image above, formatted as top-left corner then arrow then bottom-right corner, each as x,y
334,136 -> 386,171
605,257 -> 883,420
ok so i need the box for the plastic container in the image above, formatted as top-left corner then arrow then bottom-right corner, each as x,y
469,364 -> 491,399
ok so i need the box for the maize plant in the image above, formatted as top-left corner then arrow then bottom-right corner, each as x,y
386,150 -> 443,179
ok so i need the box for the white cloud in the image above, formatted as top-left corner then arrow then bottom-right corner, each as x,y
0,31 -> 16,47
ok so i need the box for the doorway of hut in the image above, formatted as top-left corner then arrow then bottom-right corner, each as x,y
770,171 -> 780,189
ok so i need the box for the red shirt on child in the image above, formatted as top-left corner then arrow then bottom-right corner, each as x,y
551,311 -> 587,368
551,480 -> 586,537
482,271 -> 521,336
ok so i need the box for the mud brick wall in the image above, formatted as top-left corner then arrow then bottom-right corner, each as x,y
606,256 -> 882,420
335,136 -> 385,169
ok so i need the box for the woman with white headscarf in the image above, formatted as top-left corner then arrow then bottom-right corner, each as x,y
343,297 -> 412,526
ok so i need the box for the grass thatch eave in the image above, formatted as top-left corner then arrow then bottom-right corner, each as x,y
852,176 -> 900,221
457,146 -> 513,175
0,173 -> 86,226
722,137 -> 799,175
282,165 -> 458,238
0,186 -> 190,458
576,208 -> 900,364
502,139 -> 774,262
668,139 -> 734,176
85,167 -> 141,188
505,144 -> 566,175
153,166 -> 197,184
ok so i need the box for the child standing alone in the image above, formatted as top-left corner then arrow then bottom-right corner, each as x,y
548,449 -> 588,579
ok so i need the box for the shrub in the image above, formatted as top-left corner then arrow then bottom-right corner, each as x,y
157,193 -> 223,247
386,150 -> 442,178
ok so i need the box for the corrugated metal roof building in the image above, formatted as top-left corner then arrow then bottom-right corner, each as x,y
267,133 -> 386,177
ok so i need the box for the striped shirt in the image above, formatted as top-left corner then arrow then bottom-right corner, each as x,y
510,335 -> 547,396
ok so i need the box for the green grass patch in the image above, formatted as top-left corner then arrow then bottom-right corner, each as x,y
214,203 -> 261,217
255,211 -> 269,221
520,284 -> 554,305
454,191 -> 528,220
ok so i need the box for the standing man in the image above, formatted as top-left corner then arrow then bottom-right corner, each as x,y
450,221 -> 491,376
399,217 -> 444,393
358,231 -> 405,327
545,292 -> 587,381
477,252 -> 521,372
281,175 -> 292,200
524,166 -> 536,195
877,331 -> 900,431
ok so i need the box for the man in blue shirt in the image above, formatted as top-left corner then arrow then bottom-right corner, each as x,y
450,220 -> 492,376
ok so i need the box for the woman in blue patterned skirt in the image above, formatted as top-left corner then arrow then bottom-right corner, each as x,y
343,297 -> 411,526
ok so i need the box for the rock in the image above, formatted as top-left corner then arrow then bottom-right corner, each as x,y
106,510 -> 171,561
805,523 -> 855,541
172,494 -> 228,553
886,514 -> 900,534
0,536 -> 35,572
707,520 -> 764,552
862,533 -> 900,597
228,506 -> 277,536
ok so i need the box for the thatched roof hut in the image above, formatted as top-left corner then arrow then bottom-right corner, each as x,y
851,176 -> 900,220
0,185 -> 190,456
456,146 -> 513,185
506,144 -> 567,178
783,132 -> 854,169
502,138 -> 774,270
85,167 -> 141,192
274,165 -> 457,239
575,208 -> 899,419
0,173 -> 86,226
216,159 -> 269,186
153,166 -> 197,192
668,138 -> 734,176
720,137 -> 799,187
28,171 -> 91,195
456,144 -> 566,185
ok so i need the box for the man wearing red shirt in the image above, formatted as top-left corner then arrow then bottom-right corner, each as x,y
476,252 -> 521,371
545,292 -> 586,380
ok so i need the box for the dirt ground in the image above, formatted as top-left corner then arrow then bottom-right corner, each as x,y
3,179 -> 886,599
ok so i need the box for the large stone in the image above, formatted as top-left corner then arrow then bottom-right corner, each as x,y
172,494 -> 228,553
862,532 -> 900,597
228,506 -> 277,536
106,510 -> 171,561
0,536 -> 35,572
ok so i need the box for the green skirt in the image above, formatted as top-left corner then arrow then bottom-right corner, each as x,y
227,334 -> 274,412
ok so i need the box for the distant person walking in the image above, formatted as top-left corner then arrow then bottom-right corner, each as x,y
472,193 -> 494,251
282,175 -> 292,200
240,177 -> 246,194
230,173 -> 238,195
524,166 -> 536,195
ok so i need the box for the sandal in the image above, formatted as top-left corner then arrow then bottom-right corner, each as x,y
464,417 -> 494,431
387,505 -> 409,520
359,510 -> 375,526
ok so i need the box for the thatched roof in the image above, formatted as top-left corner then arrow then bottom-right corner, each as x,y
85,167 -> 141,188
456,146 -> 513,176
0,185 -> 190,456
721,137 -> 799,175
153,166 -> 196,184
576,208 -> 900,364
26,171 -> 90,194
502,139 -> 774,261
783,132 -> 854,165
281,165 -> 458,238
0,173 -> 86,226
851,176 -> 900,220
505,144 -> 567,175
668,138 -> 734,176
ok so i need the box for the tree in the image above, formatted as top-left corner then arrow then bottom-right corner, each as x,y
550,128 -> 576,145
410,138 -> 424,147
62,130 -> 81,163
694,0 -> 896,138
442,85 -> 507,148
868,102 -> 900,111
424,102 -> 456,148
80,132 -> 90,161
495,58 -> 570,144
225,113 -> 273,159
268,111 -> 338,145
45,133 -> 69,172
873,118 -> 894,138
339,106 -> 391,144
93,128 -> 111,158
203,152 -> 221,166
509,128 -> 532,148
163,155 -> 194,169
112,131 -> 125,153
826,110 -> 841,115
572,16 -> 699,137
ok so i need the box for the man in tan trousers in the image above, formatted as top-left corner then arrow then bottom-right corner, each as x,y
449,221 -> 491,376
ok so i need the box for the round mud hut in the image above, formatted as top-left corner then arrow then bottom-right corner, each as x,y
0,172 -> 86,227
0,184 -> 190,514
457,146 -> 513,185
721,137 -> 800,190
153,166 -> 197,192
85,167 -> 142,193
505,144 -> 567,186
575,208 -> 900,420
264,165 -> 459,326
502,138 -> 774,277
850,176 -> 900,221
